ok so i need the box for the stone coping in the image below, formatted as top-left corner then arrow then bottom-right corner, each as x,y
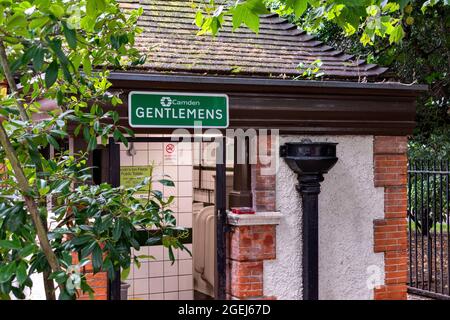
227,211 -> 283,226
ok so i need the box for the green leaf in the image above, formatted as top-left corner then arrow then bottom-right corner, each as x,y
136,255 -> 155,260
7,13 -> 26,29
58,290 -> 73,300
92,243 -> 103,273
81,241 -> 97,258
52,180 -> 71,193
49,271 -> 67,284
87,136 -> 97,151
292,0 -> 308,17
0,239 -> 21,250
82,55 -> 92,76
145,236 -> 161,245
159,179 -> 175,187
0,263 -> 15,283
16,261 -> 27,286
45,60 -> 59,88
71,235 -> 92,246
19,244 -> 36,258
32,47 -> 45,71
29,16 -> 50,29
389,24 -> 405,43
63,23 -> 77,50
112,220 -> 121,241
195,11 -> 204,28
49,4 -> 65,18
129,238 -> 140,251
86,0 -> 96,18
168,246 -> 175,263
120,267 -> 130,281
396,0 -> 411,10
232,0 -> 268,34
46,135 -> 60,150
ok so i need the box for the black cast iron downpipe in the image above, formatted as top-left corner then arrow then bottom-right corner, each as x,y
280,141 -> 338,300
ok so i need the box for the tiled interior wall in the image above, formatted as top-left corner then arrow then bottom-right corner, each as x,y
120,135 -> 193,300
193,141 -> 234,205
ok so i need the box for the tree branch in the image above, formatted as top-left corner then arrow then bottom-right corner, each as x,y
0,41 -> 29,121
0,39 -> 61,300
0,124 -> 61,274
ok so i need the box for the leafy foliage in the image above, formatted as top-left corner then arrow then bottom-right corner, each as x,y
195,0 -> 445,45
0,0 -> 186,300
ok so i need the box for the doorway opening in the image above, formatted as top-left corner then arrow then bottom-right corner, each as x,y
103,134 -> 232,300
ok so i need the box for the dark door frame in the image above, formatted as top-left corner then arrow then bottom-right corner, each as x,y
105,135 -> 227,300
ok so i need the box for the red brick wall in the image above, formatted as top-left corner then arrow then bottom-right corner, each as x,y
227,225 -> 277,299
72,253 -> 108,300
373,136 -> 408,300
252,135 -> 276,211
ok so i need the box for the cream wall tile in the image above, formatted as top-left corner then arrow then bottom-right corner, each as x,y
178,181 -> 193,197
178,166 -> 193,181
134,142 -> 148,151
152,182 -> 164,194
164,276 -> 178,292
179,245 -> 192,260
178,141 -> 192,151
120,151 -> 132,166
149,245 -> 164,261
133,150 -> 148,166
149,293 -> 164,300
178,149 -> 193,165
179,259 -> 193,275
163,261 -> 178,276
163,185 -> 177,198
149,142 -> 163,150
179,275 -> 193,291
164,166 -> 178,181
149,277 -> 164,293
178,197 -> 192,213
149,261 -> 164,278
167,198 -> 178,213
149,150 -> 163,166
178,214 -> 192,228
134,279 -> 149,295
178,290 -> 193,300
164,292 -> 179,300
151,165 -> 164,179
133,246 -> 149,257
134,262 -> 149,279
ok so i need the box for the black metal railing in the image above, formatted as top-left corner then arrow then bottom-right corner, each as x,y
408,160 -> 450,299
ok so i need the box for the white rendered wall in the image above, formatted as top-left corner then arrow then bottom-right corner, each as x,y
264,135 -> 385,300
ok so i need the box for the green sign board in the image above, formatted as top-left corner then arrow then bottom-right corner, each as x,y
120,166 -> 151,191
128,91 -> 229,128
